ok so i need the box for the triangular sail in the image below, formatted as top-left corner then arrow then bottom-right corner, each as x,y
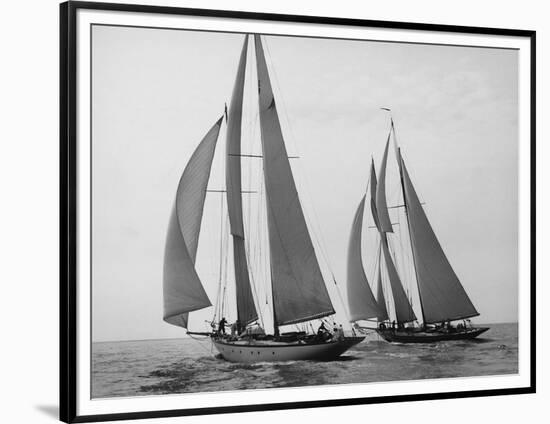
371,161 -> 414,323
226,35 -> 258,325
381,234 -> 417,323
376,132 -> 394,233
376,247 -> 389,322
254,35 -> 335,326
369,159 -> 382,232
399,153 -> 479,324
163,118 -> 222,328
346,196 -> 381,321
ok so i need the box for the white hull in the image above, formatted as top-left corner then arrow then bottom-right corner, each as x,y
212,336 -> 364,363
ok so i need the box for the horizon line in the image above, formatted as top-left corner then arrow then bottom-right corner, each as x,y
92,321 -> 518,344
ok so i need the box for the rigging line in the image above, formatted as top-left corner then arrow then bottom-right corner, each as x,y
216,118 -> 228,321
213,193 -> 225,322
256,135 -> 273,325
244,64 -> 266,321
397,208 -> 413,304
254,160 -> 267,308
369,233 -> 381,293
242,114 -> 265,327
187,333 -> 214,355
221,212 -> 231,319
401,207 -> 416,306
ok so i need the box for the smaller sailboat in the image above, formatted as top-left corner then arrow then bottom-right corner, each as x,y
346,118 -> 489,343
163,34 -> 363,363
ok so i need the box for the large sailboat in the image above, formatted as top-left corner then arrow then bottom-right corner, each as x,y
163,34 -> 364,363
346,118 -> 489,343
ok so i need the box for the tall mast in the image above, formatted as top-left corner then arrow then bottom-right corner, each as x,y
392,118 -> 426,325
225,35 -> 259,326
372,134 -> 416,324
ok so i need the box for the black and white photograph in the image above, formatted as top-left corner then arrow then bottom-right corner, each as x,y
91,26 -> 520,396
58,2 -> 535,422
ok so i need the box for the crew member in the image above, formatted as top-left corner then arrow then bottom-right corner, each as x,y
218,317 -> 227,335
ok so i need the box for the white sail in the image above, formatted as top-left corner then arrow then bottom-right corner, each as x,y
346,196 -> 382,321
226,35 -> 248,239
376,132 -> 394,233
399,152 -> 479,324
226,35 -> 258,325
254,35 -> 335,326
163,118 -> 222,328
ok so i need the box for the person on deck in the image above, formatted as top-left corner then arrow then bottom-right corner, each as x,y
317,322 -> 329,340
336,324 -> 345,340
218,317 -> 227,335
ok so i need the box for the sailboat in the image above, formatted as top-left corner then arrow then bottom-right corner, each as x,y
346,118 -> 489,343
163,34 -> 364,363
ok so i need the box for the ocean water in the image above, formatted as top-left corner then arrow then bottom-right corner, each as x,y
92,323 -> 518,398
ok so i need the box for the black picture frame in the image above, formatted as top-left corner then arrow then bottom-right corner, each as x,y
60,1 -> 536,422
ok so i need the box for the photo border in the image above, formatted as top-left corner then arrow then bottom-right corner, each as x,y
60,1 -> 536,422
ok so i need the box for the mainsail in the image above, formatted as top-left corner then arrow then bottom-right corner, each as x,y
254,35 -> 335,326
163,118 -> 223,328
226,35 -> 258,325
346,196 -> 381,321
399,152 -> 479,324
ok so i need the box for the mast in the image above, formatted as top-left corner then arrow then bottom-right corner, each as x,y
390,117 -> 426,325
225,35 -> 259,325
163,117 -> 223,328
397,142 -> 427,326
254,34 -> 335,328
372,146 -> 416,324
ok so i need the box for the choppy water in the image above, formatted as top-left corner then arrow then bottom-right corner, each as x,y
92,323 -> 517,398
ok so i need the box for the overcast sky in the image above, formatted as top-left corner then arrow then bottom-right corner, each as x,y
92,25 -> 518,342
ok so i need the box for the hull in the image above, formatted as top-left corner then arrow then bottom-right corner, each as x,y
212,336 -> 364,363
377,327 -> 489,343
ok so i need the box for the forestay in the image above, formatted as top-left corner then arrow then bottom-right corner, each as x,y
163,118 -> 222,328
